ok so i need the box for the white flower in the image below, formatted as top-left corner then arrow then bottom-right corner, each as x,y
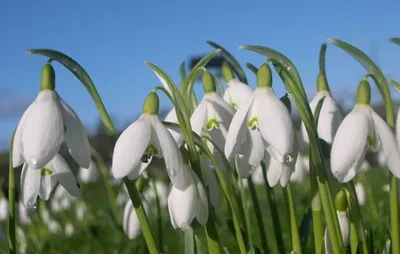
13,90 -> 90,170
355,183 -> 366,206
20,153 -> 79,210
225,87 -> 296,186
200,155 -> 220,208
75,201 -> 86,221
324,210 -> 350,254
223,79 -> 253,110
78,159 -> 100,183
112,113 -> 186,189
168,168 -> 209,230
48,219 -> 61,234
360,160 -> 371,172
164,108 -> 182,144
143,181 -> 168,208
18,201 -> 31,225
396,106 -> 400,144
299,90 -> 343,149
116,184 -> 129,206
290,154 -> 310,183
65,222 -> 75,236
123,199 -> 149,239
331,104 -> 400,182
250,165 -> 264,185
0,198 -> 8,221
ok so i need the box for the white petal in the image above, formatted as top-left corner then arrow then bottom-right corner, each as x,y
167,168 -> 197,230
317,93 -> 344,145
355,183 -> 366,206
330,106 -> 370,182
190,99 -> 207,136
57,95 -> 91,169
223,80 -> 253,109
203,159 -> 220,208
151,116 -> 186,189
290,155 -> 309,183
0,199 -> 8,221
240,129 -> 264,168
38,173 -> 57,200
251,165 -> 264,185
224,95 -> 254,159
371,110 -> 400,178
324,211 -> 350,254
21,91 -> 64,169
192,171 -> 209,225
13,103 -> 35,168
256,88 -> 295,158
122,200 -> 142,239
78,160 -> 100,183
127,158 -> 153,180
111,115 -> 151,179
235,154 -> 255,178
164,108 -> 184,145
264,154 -> 282,187
396,106 -> 400,144
20,163 -> 41,210
47,154 -> 80,198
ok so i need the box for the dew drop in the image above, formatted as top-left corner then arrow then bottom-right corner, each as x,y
27,199 -> 37,212
284,154 -> 293,163
30,158 -> 37,166
169,168 -> 176,177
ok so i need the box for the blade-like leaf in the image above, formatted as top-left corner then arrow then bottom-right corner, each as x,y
319,43 -> 327,73
207,40 -> 247,84
299,207 -> 312,251
180,61 -> 187,80
245,62 -> 258,75
389,37 -> 400,46
26,49 -> 116,135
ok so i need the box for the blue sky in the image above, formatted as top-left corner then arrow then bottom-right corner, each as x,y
1,1 -> 400,150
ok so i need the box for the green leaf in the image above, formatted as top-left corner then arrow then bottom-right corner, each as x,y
195,235 -> 207,254
207,40 -> 247,83
298,207 -> 312,250
389,37 -> 400,46
26,49 -> 116,136
319,43 -> 327,74
180,61 -> 187,80
245,62 -> 258,75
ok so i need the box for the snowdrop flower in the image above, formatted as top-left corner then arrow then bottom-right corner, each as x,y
164,108 -> 181,144
200,155 -> 221,208
324,190 -> 350,254
250,165 -> 264,185
18,201 -> 31,225
396,105 -> 400,144
299,73 -> 343,150
191,70 -> 235,156
112,92 -> 186,189
116,184 -> 129,206
65,222 -> 75,236
355,182 -> 366,206
123,199 -> 149,239
290,154 -> 310,183
16,226 -> 27,254
168,162 -> 209,230
143,181 -> 168,207
48,219 -> 61,234
20,153 -> 79,210
221,63 -> 253,110
0,197 -> 8,221
225,64 -> 297,186
75,201 -> 86,221
78,159 -> 100,183
13,63 -> 90,170
40,205 -> 51,223
331,80 -> 400,182
360,159 -> 371,172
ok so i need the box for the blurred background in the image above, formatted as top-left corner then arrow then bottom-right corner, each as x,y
1,0 -> 400,188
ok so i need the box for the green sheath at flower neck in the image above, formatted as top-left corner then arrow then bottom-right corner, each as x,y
317,72 -> 330,92
180,147 -> 190,165
202,70 -> 216,93
143,92 -> 159,115
40,63 -> 56,91
222,62 -> 235,83
335,189 -> 348,212
257,63 -> 272,88
356,80 -> 371,105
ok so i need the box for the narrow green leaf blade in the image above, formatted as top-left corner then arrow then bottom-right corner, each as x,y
26,49 -> 116,135
389,37 -> 400,46
245,62 -> 258,75
207,40 -> 247,83
319,43 -> 327,73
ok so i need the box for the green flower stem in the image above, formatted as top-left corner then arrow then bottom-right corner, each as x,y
91,148 -> 120,226
261,163 -> 285,254
124,178 -> 159,254
8,132 -> 16,254
349,222 -> 358,254
236,162 -> 252,249
284,184 -> 302,254
389,176 -> 399,254
247,177 -> 269,252
311,193 -> 324,254
149,178 -> 163,253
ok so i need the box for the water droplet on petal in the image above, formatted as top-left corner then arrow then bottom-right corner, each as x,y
284,154 -> 293,163
30,158 -> 37,166
169,168 -> 176,177
27,199 -> 37,212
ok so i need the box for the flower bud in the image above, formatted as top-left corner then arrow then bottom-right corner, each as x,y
40,64 -> 56,91
222,62 -> 235,83
257,63 -> 272,88
202,70 -> 216,93
356,80 -> 371,105
335,189 -> 348,212
317,72 -> 330,92
142,92 -> 159,115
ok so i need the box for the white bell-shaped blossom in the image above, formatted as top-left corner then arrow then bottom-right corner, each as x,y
168,167 -> 209,230
123,199 -> 150,239
223,79 -> 253,110
75,201 -> 86,221
13,89 -> 90,170
299,89 -> 343,150
396,105 -> 400,144
65,222 -> 75,236
355,183 -> 366,206
250,165 -> 264,185
164,108 -> 182,144
324,210 -> 350,254
18,201 -> 31,225
20,153 -> 79,210
78,159 -> 100,183
48,219 -> 61,234
290,154 -> 310,183
112,92 -> 186,189
0,197 -> 8,221
225,64 -> 296,186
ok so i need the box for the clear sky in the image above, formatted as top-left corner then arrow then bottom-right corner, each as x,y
1,1 -> 400,150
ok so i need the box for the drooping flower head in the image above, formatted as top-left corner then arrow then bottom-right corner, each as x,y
330,79 -> 400,182
112,92 -> 186,189
13,63 -> 91,170
225,63 -> 297,186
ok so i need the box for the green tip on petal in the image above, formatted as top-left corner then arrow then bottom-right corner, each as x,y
317,72 -> 330,92
180,147 -> 190,165
356,79 -> 371,105
202,70 -> 216,93
143,92 -> 159,115
222,62 -> 235,83
335,189 -> 348,212
41,167 -> 53,176
256,63 -> 272,88
40,63 -> 56,91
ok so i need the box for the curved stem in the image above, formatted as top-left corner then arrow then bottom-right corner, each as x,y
149,179 -> 163,253
284,184 -> 302,254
